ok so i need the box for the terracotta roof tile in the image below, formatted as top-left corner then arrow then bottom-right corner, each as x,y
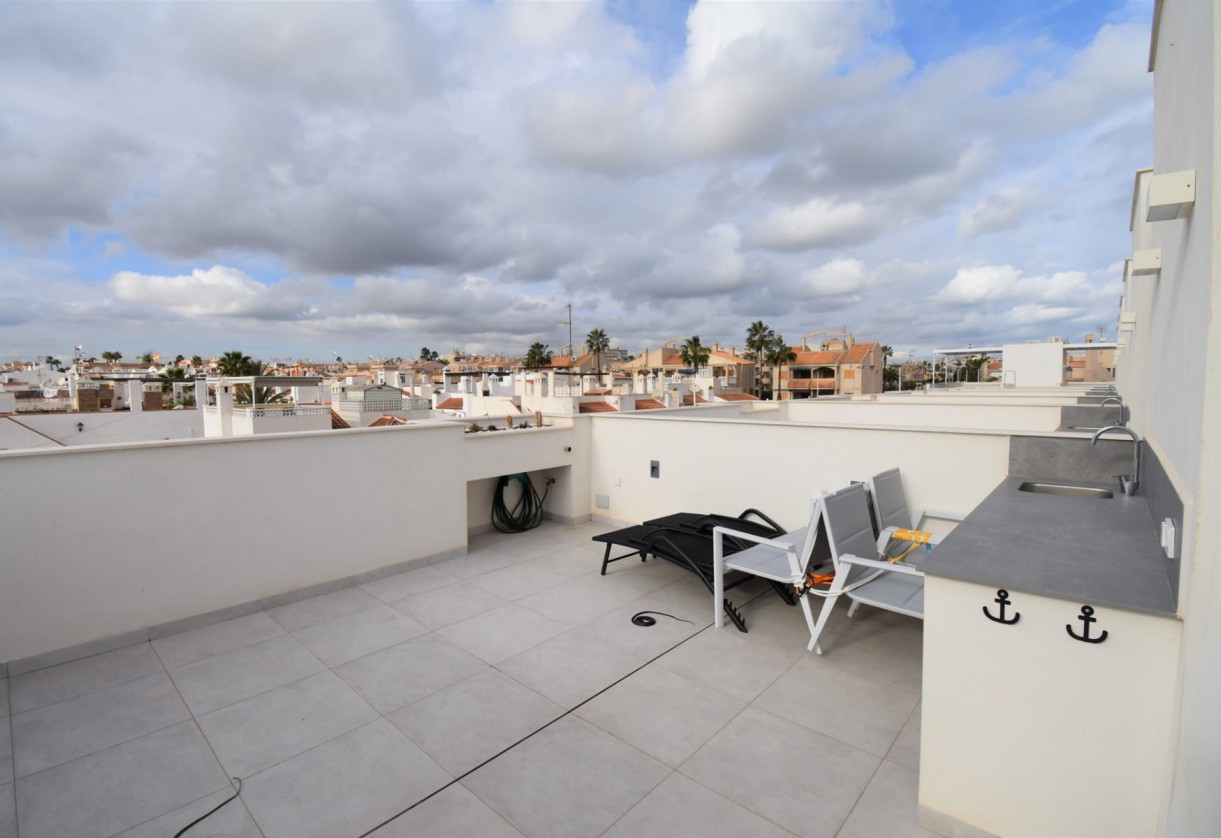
330,410 -> 352,429
843,342 -> 878,363
578,401 -> 618,413
369,415 -> 409,426
717,393 -> 759,401
793,350 -> 844,365
634,398 -> 666,410
436,397 -> 463,410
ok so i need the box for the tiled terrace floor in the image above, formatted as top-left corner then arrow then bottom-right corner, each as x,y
0,521 -> 930,838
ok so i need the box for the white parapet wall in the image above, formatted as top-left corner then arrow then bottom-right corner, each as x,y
0,423 -> 469,664
585,413 -> 1010,528
782,397 -> 1065,432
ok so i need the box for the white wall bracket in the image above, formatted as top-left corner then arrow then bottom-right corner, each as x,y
1131,249 -> 1162,276
1146,169 -> 1196,222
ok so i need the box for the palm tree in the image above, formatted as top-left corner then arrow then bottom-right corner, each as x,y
764,334 -> 797,400
680,336 -> 711,372
745,320 -> 775,397
102,351 -> 122,363
880,345 -> 896,391
190,355 -> 203,368
585,328 -> 610,384
234,384 -> 289,406
217,350 -> 262,377
523,342 -> 552,369
159,366 -> 187,393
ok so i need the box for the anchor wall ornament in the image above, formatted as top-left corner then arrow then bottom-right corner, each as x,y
983,589 -> 1020,624
1066,605 -> 1108,643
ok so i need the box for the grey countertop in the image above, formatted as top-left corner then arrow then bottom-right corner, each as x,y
922,476 -> 1178,617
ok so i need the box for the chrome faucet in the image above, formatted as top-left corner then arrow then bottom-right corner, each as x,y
1091,425 -> 1141,495
1099,396 -> 1124,426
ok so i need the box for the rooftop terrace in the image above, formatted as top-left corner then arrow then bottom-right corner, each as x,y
1,521 -> 924,837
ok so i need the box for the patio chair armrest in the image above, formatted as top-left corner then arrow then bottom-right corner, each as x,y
839,554 -> 925,577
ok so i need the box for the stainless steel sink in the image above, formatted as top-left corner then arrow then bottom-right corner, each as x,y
1018,482 -> 1113,499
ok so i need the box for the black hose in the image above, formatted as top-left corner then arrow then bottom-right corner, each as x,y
492,473 -> 549,533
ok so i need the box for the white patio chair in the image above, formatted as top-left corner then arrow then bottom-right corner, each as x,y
713,482 -> 930,654
867,467 -> 963,542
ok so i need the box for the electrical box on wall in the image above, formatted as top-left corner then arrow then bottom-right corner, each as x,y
650,460 -> 660,479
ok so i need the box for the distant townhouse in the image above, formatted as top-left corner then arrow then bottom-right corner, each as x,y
777,331 -> 883,399
624,340 -> 756,396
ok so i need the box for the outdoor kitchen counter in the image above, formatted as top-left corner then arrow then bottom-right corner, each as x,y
921,475 -> 1177,617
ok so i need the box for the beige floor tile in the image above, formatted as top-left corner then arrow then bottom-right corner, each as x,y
15,721 -> 228,838
114,784 -> 261,838
368,784 -> 523,837
498,630 -> 642,708
436,604 -> 568,664
196,671 -> 378,777
753,657 -> 919,756
576,666 -> 745,767
9,643 -> 163,714
12,672 -> 189,778
887,701 -> 922,771
604,772 -> 792,838
265,586 -> 382,632
463,716 -> 669,838
389,669 -> 561,777
292,605 -> 427,667
153,613 -> 286,669
389,584 -> 509,630
360,565 -> 459,603
680,707 -> 878,838
516,577 -> 641,627
335,633 -> 487,714
168,633 -> 326,715
653,623 -> 804,703
837,759 -> 933,838
241,719 -> 451,838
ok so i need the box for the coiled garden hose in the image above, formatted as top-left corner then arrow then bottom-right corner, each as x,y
492,473 -> 549,533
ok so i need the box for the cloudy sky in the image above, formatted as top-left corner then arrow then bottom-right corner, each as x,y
0,0 -> 1153,364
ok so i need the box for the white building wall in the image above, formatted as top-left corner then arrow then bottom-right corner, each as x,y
1000,342 -> 1066,387
1126,1 -> 1221,833
0,410 -> 202,448
0,424 -> 467,664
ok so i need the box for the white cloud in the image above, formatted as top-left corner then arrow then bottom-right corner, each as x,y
750,198 -> 874,251
110,267 -> 308,320
0,0 -> 1155,360
1005,303 -> 1084,325
958,187 -> 1041,238
802,257 -> 869,296
935,265 -> 1097,306
936,265 -> 1023,303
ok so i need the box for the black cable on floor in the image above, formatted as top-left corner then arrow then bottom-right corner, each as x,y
630,610 -> 693,627
173,777 -> 242,837
357,587 -> 769,838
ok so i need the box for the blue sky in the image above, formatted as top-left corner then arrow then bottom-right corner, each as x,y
0,0 -> 1153,364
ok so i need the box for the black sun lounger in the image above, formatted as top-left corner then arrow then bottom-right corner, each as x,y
643,508 -> 786,540
592,522 -> 795,632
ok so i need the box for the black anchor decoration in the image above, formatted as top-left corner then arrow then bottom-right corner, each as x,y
1066,605 -> 1108,644
983,589 -> 1020,624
